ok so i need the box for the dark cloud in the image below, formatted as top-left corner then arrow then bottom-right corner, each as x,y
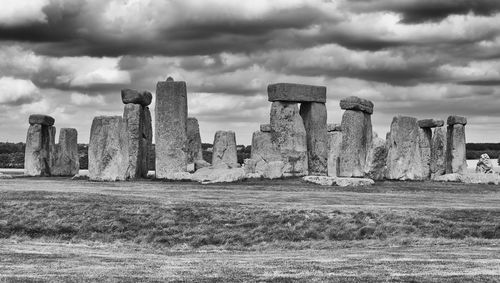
348,0 -> 500,23
459,80 -> 500,86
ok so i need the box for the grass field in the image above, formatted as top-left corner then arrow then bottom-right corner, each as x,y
1,177 -> 500,282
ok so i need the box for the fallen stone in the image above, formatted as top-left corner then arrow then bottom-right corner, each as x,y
335,177 -> 374,187
476,153 -> 494,173
187,117 -> 203,163
260,124 -> 271,132
365,135 -> 387,180
155,77 -> 188,178
430,127 -> 447,178
339,96 -> 374,114
194,159 -> 211,171
268,83 -> 326,103
446,123 -> 467,174
270,101 -> 308,176
88,116 -> 128,181
165,172 -> 193,181
447,115 -> 467,126
300,102 -> 328,175
386,116 -> 424,180
29,114 -> 55,126
339,110 -> 372,177
191,167 -> 246,184
0,173 -> 13,179
432,173 -> 462,182
327,123 -> 341,132
212,131 -> 238,167
121,89 -> 152,106
418,119 -> 444,128
245,172 -> 263,179
303,175 -> 335,186
327,131 -> 342,177
71,173 -> 89,180
262,161 -> 285,179
52,128 -> 79,177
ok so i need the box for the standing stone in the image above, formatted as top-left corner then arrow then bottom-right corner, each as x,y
212,131 -> 238,167
251,131 -> 281,174
446,116 -> 467,174
187,117 -> 203,163
268,83 -> 326,103
270,101 -> 308,177
300,102 -> 328,175
123,104 -> 152,179
365,134 -> 388,180
24,114 -> 56,177
327,131 -> 342,177
339,110 -> 372,177
52,128 -> 79,176
386,116 -> 424,180
88,116 -> 128,181
418,128 -> 432,179
431,127 -> 447,177
155,77 -> 188,178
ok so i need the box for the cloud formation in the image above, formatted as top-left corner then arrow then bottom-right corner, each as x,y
0,0 -> 500,144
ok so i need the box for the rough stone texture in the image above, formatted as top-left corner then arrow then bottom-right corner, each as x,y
24,124 -> 56,176
52,128 -> 79,176
476,153 -> 494,173
0,173 -> 13,179
447,115 -> 467,126
335,177 -> 374,187
303,176 -> 335,186
262,161 -> 285,179
432,173 -> 462,182
212,131 -> 238,167
418,119 -> 444,128
194,159 -> 211,171
430,127 -> 447,178
327,123 -> 341,132
251,131 -> 281,174
268,83 -> 326,103
260,124 -> 271,132
165,172 -> 193,181
300,102 -> 328,175
270,102 -> 308,177
29,114 -> 55,126
418,128 -> 432,179
339,110 -> 372,178
446,124 -> 467,174
187,117 -> 203,163
192,167 -> 246,184
88,116 -> 128,181
386,116 -> 424,180
243,158 -> 257,174
327,131 -> 342,177
123,104 -> 152,179
303,176 -> 374,187
155,78 -> 188,178
365,135 -> 387,180
339,96 -> 374,114
121,89 -> 152,106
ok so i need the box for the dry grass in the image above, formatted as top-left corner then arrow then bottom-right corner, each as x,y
1,177 -> 500,282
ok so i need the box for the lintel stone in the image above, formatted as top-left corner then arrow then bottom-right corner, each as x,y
267,83 -> 326,103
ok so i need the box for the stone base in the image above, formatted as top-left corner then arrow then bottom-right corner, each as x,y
303,176 -> 374,187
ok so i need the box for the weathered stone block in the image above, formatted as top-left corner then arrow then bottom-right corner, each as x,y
339,110 -> 372,177
418,128 -> 432,179
268,83 -> 326,103
300,102 -> 328,175
24,124 -> 55,176
187,117 -> 203,163
447,115 -> 467,126
121,89 -> 152,106
88,116 -> 128,181
365,135 -> 387,180
251,131 -> 281,174
446,124 -> 467,174
212,131 -> 237,167
418,119 -> 444,128
270,101 -> 308,177
29,114 -> 55,126
327,131 -> 342,177
339,96 -> 374,114
327,123 -> 341,132
155,78 -> 188,178
430,127 -> 446,177
52,128 -> 79,176
386,116 -> 424,180
123,104 -> 152,179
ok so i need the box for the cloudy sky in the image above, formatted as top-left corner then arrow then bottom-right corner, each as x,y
1,0 -> 500,144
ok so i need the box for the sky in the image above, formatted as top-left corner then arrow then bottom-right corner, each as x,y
1,0 -> 500,145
